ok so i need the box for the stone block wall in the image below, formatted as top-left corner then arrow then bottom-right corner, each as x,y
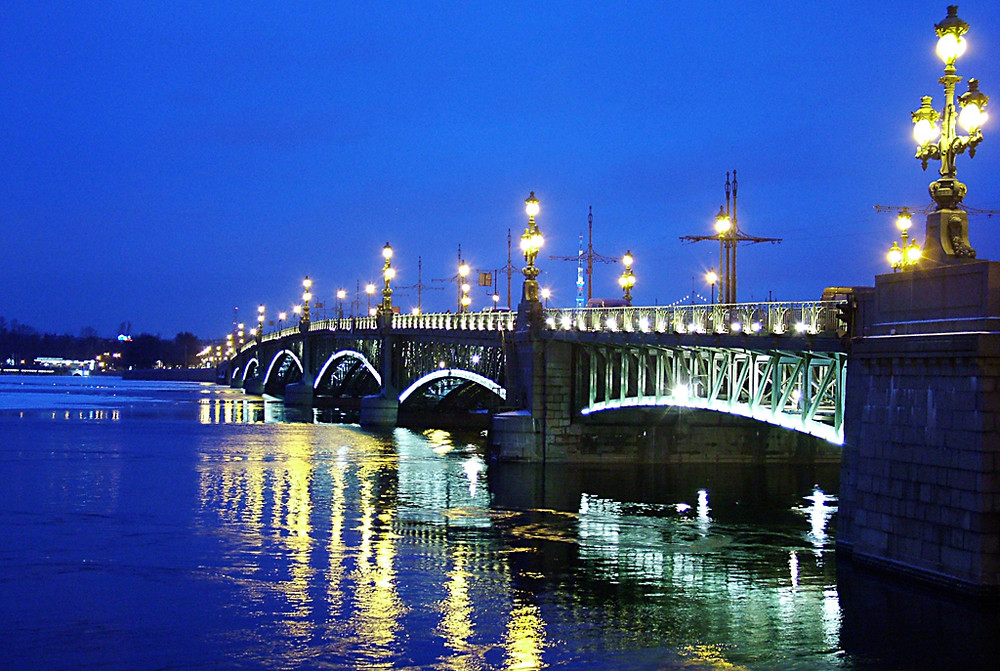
839,332 -> 1000,592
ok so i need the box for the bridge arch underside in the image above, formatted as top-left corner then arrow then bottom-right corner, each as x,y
399,369 -> 506,416
576,344 -> 846,445
394,339 -> 505,414
239,358 -> 258,382
263,349 -> 303,395
314,351 -> 381,399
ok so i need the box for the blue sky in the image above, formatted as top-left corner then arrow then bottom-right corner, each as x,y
3,1 -> 1000,338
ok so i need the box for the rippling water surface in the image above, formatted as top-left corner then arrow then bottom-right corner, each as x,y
1,375 -> 997,670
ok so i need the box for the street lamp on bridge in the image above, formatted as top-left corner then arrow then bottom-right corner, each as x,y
705,268 -> 718,305
301,277 -> 312,326
381,242 -> 395,313
458,260 -> 471,312
887,209 -> 922,272
541,287 -> 551,308
257,304 -> 265,341
336,289 -> 346,319
619,250 -> 635,305
911,5 -> 989,262
278,311 -> 286,331
520,191 -> 543,303
365,282 -> 376,316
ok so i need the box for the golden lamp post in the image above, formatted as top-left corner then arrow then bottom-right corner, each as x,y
381,242 -> 395,313
519,192 -> 543,303
887,209 -> 923,271
336,289 -> 346,319
300,277 -> 312,326
619,250 -> 636,304
365,282 -> 376,316
705,268 -> 718,305
459,260 -> 471,313
911,5 -> 988,262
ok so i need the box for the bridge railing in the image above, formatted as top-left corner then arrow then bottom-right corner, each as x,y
311,316 -> 378,332
392,310 -> 516,331
542,301 -> 842,336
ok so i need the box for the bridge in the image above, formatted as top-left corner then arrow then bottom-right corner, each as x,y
218,234 -> 1000,597
223,298 -> 849,448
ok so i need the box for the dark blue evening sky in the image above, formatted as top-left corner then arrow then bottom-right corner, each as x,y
3,1 -> 1000,338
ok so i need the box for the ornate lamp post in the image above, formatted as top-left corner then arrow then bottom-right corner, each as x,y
459,260 -> 471,312
256,304 -> 265,341
541,287 -> 552,308
278,311 -> 287,331
619,250 -> 636,304
519,192 -> 543,303
300,277 -> 312,326
365,282 -> 376,316
336,289 -> 346,319
705,269 -> 718,305
886,209 -> 923,271
381,242 -> 395,313
912,5 -> 989,262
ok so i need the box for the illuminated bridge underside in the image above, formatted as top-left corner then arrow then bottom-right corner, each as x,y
579,345 -> 846,444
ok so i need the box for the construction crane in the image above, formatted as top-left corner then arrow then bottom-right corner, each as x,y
550,206 -> 619,305
680,171 -> 781,304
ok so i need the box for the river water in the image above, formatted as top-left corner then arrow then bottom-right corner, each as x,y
0,375 -> 997,670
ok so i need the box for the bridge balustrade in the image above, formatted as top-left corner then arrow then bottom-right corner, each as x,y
392,310 -> 516,331
542,301 -> 841,337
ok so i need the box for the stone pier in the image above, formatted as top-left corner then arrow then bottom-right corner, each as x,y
838,261 -> 1000,594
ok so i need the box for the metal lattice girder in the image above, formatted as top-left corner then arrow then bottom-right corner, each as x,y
579,343 -> 847,444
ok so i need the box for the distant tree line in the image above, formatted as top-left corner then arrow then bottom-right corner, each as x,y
0,317 -> 203,370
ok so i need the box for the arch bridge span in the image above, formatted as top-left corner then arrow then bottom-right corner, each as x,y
223,299 -> 849,454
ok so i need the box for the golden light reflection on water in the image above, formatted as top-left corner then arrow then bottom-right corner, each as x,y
198,396 -> 305,424
504,600 -> 546,670
194,425 -> 558,668
350,447 -> 403,658
197,427 -> 317,639
192,422 -> 840,669
438,545 -> 474,664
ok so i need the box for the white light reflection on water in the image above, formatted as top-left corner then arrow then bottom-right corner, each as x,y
797,487 -> 838,560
